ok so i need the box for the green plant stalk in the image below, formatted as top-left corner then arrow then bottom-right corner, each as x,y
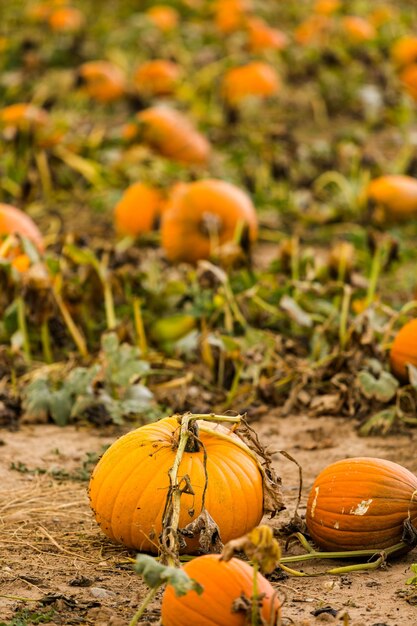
128,585 -> 160,626
132,297 -> 148,355
280,541 -> 406,564
290,236 -> 300,284
52,287 -> 88,358
339,285 -> 352,351
365,244 -> 384,308
98,256 -> 117,330
40,320 -> 53,364
0,594 -> 39,602
35,150 -> 52,199
16,296 -> 31,361
224,362 -> 244,409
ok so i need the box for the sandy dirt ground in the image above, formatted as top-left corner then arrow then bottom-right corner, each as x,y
1,414 -> 417,625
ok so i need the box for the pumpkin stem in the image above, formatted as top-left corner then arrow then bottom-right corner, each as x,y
184,421 -> 201,452
128,585 -> 160,626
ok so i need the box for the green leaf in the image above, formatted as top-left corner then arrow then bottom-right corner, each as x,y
47,389 -> 73,426
406,563 -> 417,585
359,407 -> 397,436
66,365 -> 100,396
357,370 -> 399,402
23,378 -> 51,421
134,555 -> 203,596
63,244 -> 101,272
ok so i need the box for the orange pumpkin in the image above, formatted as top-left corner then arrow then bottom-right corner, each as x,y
246,17 -> 288,53
48,6 -> 85,32
78,61 -> 126,103
214,0 -> 251,34
161,179 -> 258,263
313,0 -> 340,15
114,182 -> 163,237
341,16 -> 376,43
391,36 -> 417,68
367,175 -> 417,221
400,63 -> 417,102
369,5 -> 397,27
0,103 -> 49,130
390,319 -> 417,381
161,554 -> 281,626
89,417 -> 264,552
133,60 -> 181,97
306,457 -> 417,551
222,62 -> 280,105
135,106 -> 211,165
0,203 -> 44,253
294,15 -> 332,46
146,5 -> 179,32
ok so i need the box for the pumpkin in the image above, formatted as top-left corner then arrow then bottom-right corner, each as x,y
78,61 -> 126,103
222,62 -> 280,106
161,179 -> 258,263
367,175 -> 417,221
161,554 -> 280,626
0,204 -> 44,253
133,60 -> 181,97
135,106 -> 211,165
313,0 -> 340,16
341,16 -> 376,43
146,5 -> 179,32
369,5 -> 397,27
400,63 -> 417,102
390,319 -> 417,381
246,17 -> 288,53
214,0 -> 251,34
294,15 -> 332,46
306,457 -> 417,552
0,103 -> 49,130
48,6 -> 85,32
391,36 -> 417,68
114,182 -> 163,237
89,417 -> 264,552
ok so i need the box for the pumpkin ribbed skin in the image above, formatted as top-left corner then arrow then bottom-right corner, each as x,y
306,457 -> 417,552
390,319 -> 417,381
137,107 -> 211,165
89,417 -> 264,553
367,175 -> 417,220
0,203 -> 44,252
161,179 -> 258,263
161,555 -> 280,626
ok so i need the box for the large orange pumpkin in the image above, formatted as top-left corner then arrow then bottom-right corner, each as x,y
0,203 -> 44,253
222,62 -> 280,105
367,175 -> 417,221
114,182 -> 163,237
78,61 -> 126,103
390,319 -> 417,381
135,106 -> 211,165
89,417 -> 264,553
133,60 -> 181,97
161,179 -> 258,263
161,554 -> 281,626
306,457 -> 417,552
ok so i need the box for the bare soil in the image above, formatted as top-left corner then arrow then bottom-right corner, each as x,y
1,415 -> 417,625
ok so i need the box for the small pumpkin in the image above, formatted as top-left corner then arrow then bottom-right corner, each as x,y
161,179 -> 258,263
78,61 -> 126,103
0,204 -> 44,251
146,5 -> 179,32
341,16 -> 376,43
114,182 -> 163,237
135,106 -> 211,165
161,554 -> 281,626
294,15 -> 332,46
214,0 -> 251,34
391,36 -> 417,68
48,6 -> 85,32
306,457 -> 417,552
133,60 -> 181,97
222,62 -> 280,106
89,416 -> 264,552
0,103 -> 49,131
400,63 -> 417,103
390,319 -> 417,382
367,175 -> 417,221
313,0 -> 340,15
246,17 -> 288,53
